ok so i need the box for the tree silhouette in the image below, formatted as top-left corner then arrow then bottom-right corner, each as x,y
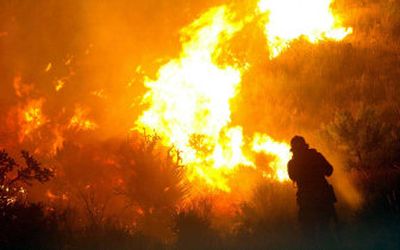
0,149 -> 53,207
0,150 -> 55,248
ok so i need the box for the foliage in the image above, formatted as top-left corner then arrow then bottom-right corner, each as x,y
173,199 -> 219,250
116,133 -> 188,241
0,150 -> 55,248
322,107 -> 400,249
0,202 -> 166,250
0,202 -> 59,249
235,181 -> 298,249
0,150 -> 53,207
324,109 -> 400,170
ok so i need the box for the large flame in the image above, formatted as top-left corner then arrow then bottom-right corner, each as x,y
135,0 -> 351,191
6,1 -> 350,191
257,0 -> 352,58
252,133 -> 292,181
135,6 -> 294,191
136,7 -> 248,191
0,0 -> 358,218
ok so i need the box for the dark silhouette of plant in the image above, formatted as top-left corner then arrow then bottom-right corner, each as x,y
0,202 -> 63,248
116,133 -> 188,241
323,109 -> 400,249
0,150 -> 56,248
236,181 -> 297,249
0,150 -> 53,207
78,185 -> 114,230
324,109 -> 400,170
173,199 -> 218,250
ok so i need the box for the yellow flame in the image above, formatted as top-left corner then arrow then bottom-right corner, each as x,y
212,127 -> 254,170
135,1 -> 350,191
252,133 -> 292,182
135,6 -> 291,191
19,99 -> 47,141
45,63 -> 52,72
257,0 -> 352,58
137,6 -> 249,191
55,79 -> 65,92
69,106 -> 98,131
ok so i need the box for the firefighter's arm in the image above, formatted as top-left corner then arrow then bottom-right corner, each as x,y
318,153 -> 333,176
287,160 -> 298,181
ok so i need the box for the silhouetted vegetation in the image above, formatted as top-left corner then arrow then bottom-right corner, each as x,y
322,109 -> 400,249
325,109 -> 400,170
174,200 -> 219,250
117,133 -> 188,241
0,150 -> 53,207
0,150 -> 55,248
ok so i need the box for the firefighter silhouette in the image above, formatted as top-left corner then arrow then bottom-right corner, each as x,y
287,136 -> 337,243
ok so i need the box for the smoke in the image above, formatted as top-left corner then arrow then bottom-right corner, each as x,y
0,0 -> 227,143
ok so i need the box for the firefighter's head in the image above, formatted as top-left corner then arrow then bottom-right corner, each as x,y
290,135 -> 309,153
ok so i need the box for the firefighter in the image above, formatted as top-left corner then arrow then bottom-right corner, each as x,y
287,135 -> 337,245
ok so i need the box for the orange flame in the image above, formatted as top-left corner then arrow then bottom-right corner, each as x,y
133,0 -> 351,191
68,106 -> 98,131
136,7 -> 245,191
19,99 -> 47,142
135,6 -> 293,191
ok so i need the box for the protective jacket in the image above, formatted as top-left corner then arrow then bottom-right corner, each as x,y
288,148 -> 336,223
